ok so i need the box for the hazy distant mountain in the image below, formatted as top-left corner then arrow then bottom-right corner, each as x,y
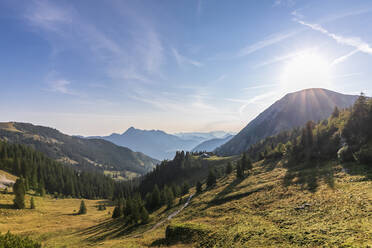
0,122 -> 158,177
216,88 -> 359,156
174,131 -> 233,141
191,134 -> 234,152
95,127 -> 200,160
94,129 -> 234,160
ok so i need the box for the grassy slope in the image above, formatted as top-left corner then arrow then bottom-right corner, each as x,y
1,160 -> 371,247
164,161 -> 372,247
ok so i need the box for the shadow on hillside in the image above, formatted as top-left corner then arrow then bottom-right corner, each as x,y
74,218 -> 143,242
261,159 -> 278,172
0,203 -> 14,209
283,162 -> 335,192
340,163 -> 372,181
150,238 -> 167,247
205,176 -> 273,209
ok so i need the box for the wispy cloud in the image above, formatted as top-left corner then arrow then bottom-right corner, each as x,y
273,0 -> 296,7
331,49 -> 359,66
297,20 -> 372,55
25,0 -> 165,85
244,83 -> 278,90
172,48 -> 203,67
237,31 -> 297,57
48,79 -> 76,95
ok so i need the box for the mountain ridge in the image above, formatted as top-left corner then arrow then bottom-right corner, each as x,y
216,88 -> 359,156
0,122 -> 158,177
92,128 -> 233,160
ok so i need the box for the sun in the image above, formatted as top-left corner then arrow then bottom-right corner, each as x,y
280,50 -> 332,92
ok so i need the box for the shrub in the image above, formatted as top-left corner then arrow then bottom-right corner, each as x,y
354,145 -> 372,164
337,145 -> 354,163
0,231 -> 41,248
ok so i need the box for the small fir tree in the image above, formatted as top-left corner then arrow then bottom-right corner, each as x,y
13,178 -> 25,209
196,181 -> 202,194
30,197 -> 36,209
225,162 -> 233,175
78,200 -> 87,215
206,170 -> 217,188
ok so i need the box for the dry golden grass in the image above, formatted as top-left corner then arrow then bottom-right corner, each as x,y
0,122 -> 22,133
1,160 -> 371,247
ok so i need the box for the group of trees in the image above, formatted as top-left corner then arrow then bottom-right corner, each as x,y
0,141 -> 118,199
112,194 -> 149,224
236,153 -> 253,179
243,94 -> 372,168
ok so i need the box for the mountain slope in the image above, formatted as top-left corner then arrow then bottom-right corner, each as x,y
0,122 -> 158,176
216,88 -> 358,155
95,127 -> 205,160
192,135 -> 234,152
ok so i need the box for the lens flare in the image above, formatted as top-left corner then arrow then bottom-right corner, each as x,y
280,50 -> 332,91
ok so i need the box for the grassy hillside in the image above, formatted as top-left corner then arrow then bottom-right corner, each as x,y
1,158 -> 371,247
0,122 -> 158,176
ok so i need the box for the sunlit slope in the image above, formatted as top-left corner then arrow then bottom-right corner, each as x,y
161,161 -> 372,247
216,88 -> 358,156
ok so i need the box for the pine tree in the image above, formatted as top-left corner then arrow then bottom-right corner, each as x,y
140,206 -> 149,223
196,181 -> 202,194
13,178 -> 25,209
78,200 -> 87,215
181,182 -> 189,195
236,164 -> 244,179
30,197 -> 35,209
151,185 -> 161,210
332,106 -> 340,118
206,170 -> 217,188
225,162 -> 233,175
163,186 -> 174,209
112,205 -> 122,218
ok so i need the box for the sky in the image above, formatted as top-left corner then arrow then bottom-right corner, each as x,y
1,0 -> 372,136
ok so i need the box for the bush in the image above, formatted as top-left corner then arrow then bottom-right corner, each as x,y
354,145 -> 372,164
337,145 -> 354,163
0,231 -> 41,248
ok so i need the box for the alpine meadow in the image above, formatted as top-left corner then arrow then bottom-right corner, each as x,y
1,1 -> 371,247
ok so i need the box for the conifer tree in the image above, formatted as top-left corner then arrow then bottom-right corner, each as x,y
206,170 -> 217,188
196,181 -> 202,194
236,164 -> 244,179
225,162 -> 233,175
112,204 -> 122,218
13,178 -> 25,209
78,200 -> 87,215
140,206 -> 149,223
181,182 -> 189,195
165,186 -> 174,209
30,197 -> 35,209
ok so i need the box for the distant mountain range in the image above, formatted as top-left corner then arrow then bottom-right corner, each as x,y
91,128 -> 234,160
216,88 -> 359,156
0,122 -> 158,177
192,135 -> 234,152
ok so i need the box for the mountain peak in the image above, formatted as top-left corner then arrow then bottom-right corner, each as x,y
216,89 -> 359,156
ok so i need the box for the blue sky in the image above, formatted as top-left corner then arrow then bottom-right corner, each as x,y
1,0 -> 372,136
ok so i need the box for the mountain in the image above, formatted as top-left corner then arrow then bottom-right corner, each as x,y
93,128 -> 232,160
174,131 -> 233,141
0,122 -> 158,177
216,88 -> 359,156
191,134 -> 234,152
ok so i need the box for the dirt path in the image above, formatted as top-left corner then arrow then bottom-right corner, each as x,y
148,193 -> 194,232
